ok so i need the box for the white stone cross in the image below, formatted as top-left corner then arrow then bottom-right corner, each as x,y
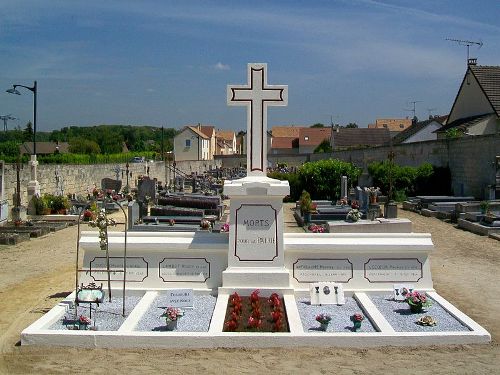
227,63 -> 288,176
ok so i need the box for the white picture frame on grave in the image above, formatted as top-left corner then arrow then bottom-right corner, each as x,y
393,284 -> 415,301
310,282 -> 345,305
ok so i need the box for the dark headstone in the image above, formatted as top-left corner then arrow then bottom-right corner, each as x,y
101,178 -> 122,192
138,177 -> 156,202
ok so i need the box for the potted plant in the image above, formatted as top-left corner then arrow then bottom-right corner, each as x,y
350,313 -> 364,331
480,201 -> 490,215
78,315 -> 92,330
315,313 -> 332,331
83,210 -> 93,222
346,208 -> 362,222
161,307 -> 183,331
365,187 -> 380,204
32,195 -> 47,215
405,290 -> 431,313
299,190 -> 314,223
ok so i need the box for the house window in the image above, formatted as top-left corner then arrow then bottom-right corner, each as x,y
304,136 -> 309,141
400,124 -> 404,128
383,124 -> 388,128
185,139 -> 191,147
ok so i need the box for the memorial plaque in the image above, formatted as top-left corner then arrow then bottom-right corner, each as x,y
159,258 -> 210,282
364,258 -> 423,283
89,257 -> 148,282
165,289 -> 193,308
234,204 -> 278,261
310,282 -> 345,305
292,258 -> 353,283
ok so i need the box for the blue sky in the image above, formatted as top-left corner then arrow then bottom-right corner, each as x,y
1,0 -> 499,132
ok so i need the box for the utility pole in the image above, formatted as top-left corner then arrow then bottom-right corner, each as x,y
0,115 -> 16,131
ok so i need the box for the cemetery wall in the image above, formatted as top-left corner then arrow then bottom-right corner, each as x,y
216,134 -> 499,199
314,134 -> 499,198
2,161 -> 167,214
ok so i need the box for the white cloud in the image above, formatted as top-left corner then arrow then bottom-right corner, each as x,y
214,62 -> 230,71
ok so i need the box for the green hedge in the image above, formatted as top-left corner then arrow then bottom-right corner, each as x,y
368,161 -> 451,200
268,159 -> 361,201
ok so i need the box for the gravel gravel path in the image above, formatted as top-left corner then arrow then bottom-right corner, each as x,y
296,297 -> 376,333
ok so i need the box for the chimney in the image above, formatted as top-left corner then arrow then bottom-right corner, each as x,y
468,58 -> 477,66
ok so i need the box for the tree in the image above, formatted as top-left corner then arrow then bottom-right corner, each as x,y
310,123 -> 325,128
69,138 -> 101,154
345,122 -> 358,128
23,121 -> 34,142
314,139 -> 332,153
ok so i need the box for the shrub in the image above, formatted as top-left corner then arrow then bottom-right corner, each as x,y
368,161 -> 451,199
297,159 -> 361,200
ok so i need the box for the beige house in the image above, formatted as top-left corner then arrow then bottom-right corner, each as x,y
436,59 -> 500,139
198,125 -> 217,159
215,130 -> 236,155
173,125 -> 211,161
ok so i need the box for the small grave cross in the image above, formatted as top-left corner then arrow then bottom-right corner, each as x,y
227,63 -> 287,176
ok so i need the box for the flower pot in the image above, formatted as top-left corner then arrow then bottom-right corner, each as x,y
353,321 -> 362,331
165,320 -> 178,331
320,323 -> 329,331
409,304 -> 423,314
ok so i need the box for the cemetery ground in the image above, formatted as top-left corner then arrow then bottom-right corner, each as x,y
0,207 -> 499,374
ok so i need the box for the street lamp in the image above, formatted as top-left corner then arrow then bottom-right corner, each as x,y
6,81 -> 37,155
6,81 -> 40,213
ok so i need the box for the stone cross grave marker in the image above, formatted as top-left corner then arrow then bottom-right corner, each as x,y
227,63 -> 288,175
341,176 -> 348,200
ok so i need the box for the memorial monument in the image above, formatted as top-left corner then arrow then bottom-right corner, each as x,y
20,63 -> 490,348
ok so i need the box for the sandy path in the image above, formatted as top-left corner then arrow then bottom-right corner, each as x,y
0,207 -> 499,375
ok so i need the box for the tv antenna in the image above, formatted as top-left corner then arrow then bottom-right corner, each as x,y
427,108 -> 437,118
446,38 -> 483,62
404,101 -> 422,120
0,114 -> 16,131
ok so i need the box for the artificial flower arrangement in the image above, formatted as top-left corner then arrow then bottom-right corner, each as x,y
350,313 -> 364,331
307,224 -> 326,233
404,289 -> 431,313
78,315 -> 92,329
224,290 -> 288,332
161,307 -> 184,322
351,200 -> 360,209
346,208 -> 362,222
221,223 -> 230,232
338,197 -> 348,206
316,313 -> 332,325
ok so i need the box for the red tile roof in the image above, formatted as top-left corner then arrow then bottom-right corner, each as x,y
272,137 -> 297,149
298,128 -> 332,146
271,125 -> 305,138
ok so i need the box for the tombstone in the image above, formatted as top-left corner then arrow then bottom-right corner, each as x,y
0,161 -> 7,224
355,186 -> 362,201
223,63 -> 290,291
55,167 -> 65,196
137,177 -> 156,202
341,176 -> 348,199
101,178 -> 122,193
127,200 -> 139,228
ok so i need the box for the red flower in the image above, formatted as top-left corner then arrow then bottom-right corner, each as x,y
248,316 -> 262,329
225,320 -> 238,331
271,310 -> 282,322
249,289 -> 260,303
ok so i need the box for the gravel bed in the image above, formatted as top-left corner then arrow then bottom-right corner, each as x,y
296,297 -> 376,333
370,295 -> 471,332
50,295 -> 141,331
135,294 -> 217,332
